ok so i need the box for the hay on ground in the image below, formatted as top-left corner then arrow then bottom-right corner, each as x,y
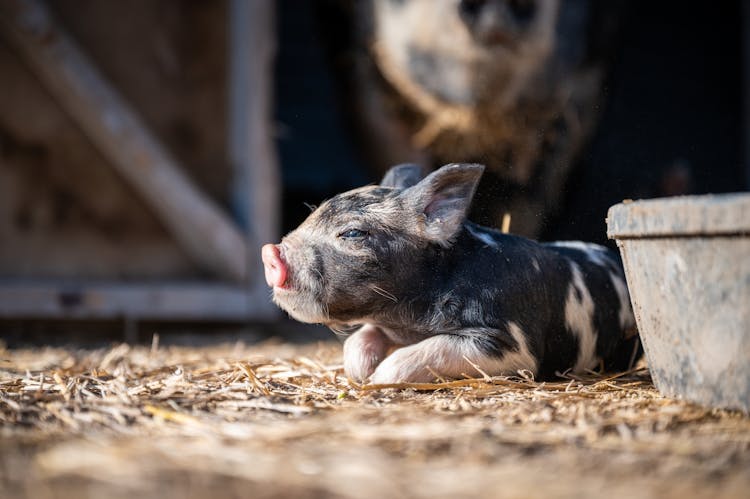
1,339 -> 749,499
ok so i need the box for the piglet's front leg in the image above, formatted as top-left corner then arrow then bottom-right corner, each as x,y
369,331 -> 537,384
343,324 -> 393,382
369,335 -> 466,384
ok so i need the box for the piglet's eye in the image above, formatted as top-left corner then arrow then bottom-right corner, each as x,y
339,229 -> 368,239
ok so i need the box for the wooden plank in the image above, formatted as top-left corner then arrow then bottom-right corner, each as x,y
0,0 -> 249,283
0,281 -> 277,321
228,0 -> 281,280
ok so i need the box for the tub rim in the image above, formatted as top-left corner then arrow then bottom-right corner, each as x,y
607,192 -> 750,239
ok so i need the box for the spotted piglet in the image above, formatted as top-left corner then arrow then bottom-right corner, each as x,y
262,163 -> 639,383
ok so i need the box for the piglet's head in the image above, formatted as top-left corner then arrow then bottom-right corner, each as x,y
261,163 -> 484,325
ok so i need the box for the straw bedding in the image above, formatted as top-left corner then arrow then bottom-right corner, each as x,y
1,338 -> 749,499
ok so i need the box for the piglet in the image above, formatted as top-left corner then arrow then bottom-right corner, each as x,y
262,163 -> 639,384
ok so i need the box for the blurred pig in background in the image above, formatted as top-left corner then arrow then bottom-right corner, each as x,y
342,0 -> 624,237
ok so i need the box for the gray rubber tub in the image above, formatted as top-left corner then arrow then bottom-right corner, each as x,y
607,193 -> 750,412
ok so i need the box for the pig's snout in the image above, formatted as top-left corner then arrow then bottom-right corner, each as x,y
262,244 -> 288,288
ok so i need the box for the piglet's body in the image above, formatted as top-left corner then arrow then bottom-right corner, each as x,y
262,164 -> 638,383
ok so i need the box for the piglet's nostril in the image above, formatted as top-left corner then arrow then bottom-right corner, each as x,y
261,243 -> 288,288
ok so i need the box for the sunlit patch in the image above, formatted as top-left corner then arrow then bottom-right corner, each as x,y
548,241 -> 611,267
466,223 -> 499,248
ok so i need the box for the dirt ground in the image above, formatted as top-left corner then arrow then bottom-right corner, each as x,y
1,339 -> 749,499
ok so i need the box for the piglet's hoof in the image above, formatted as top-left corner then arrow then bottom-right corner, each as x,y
343,325 -> 391,382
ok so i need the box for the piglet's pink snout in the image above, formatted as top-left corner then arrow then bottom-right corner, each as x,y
261,244 -> 288,288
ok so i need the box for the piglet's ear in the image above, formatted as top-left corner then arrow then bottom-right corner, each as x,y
400,163 -> 484,245
380,163 -> 424,189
